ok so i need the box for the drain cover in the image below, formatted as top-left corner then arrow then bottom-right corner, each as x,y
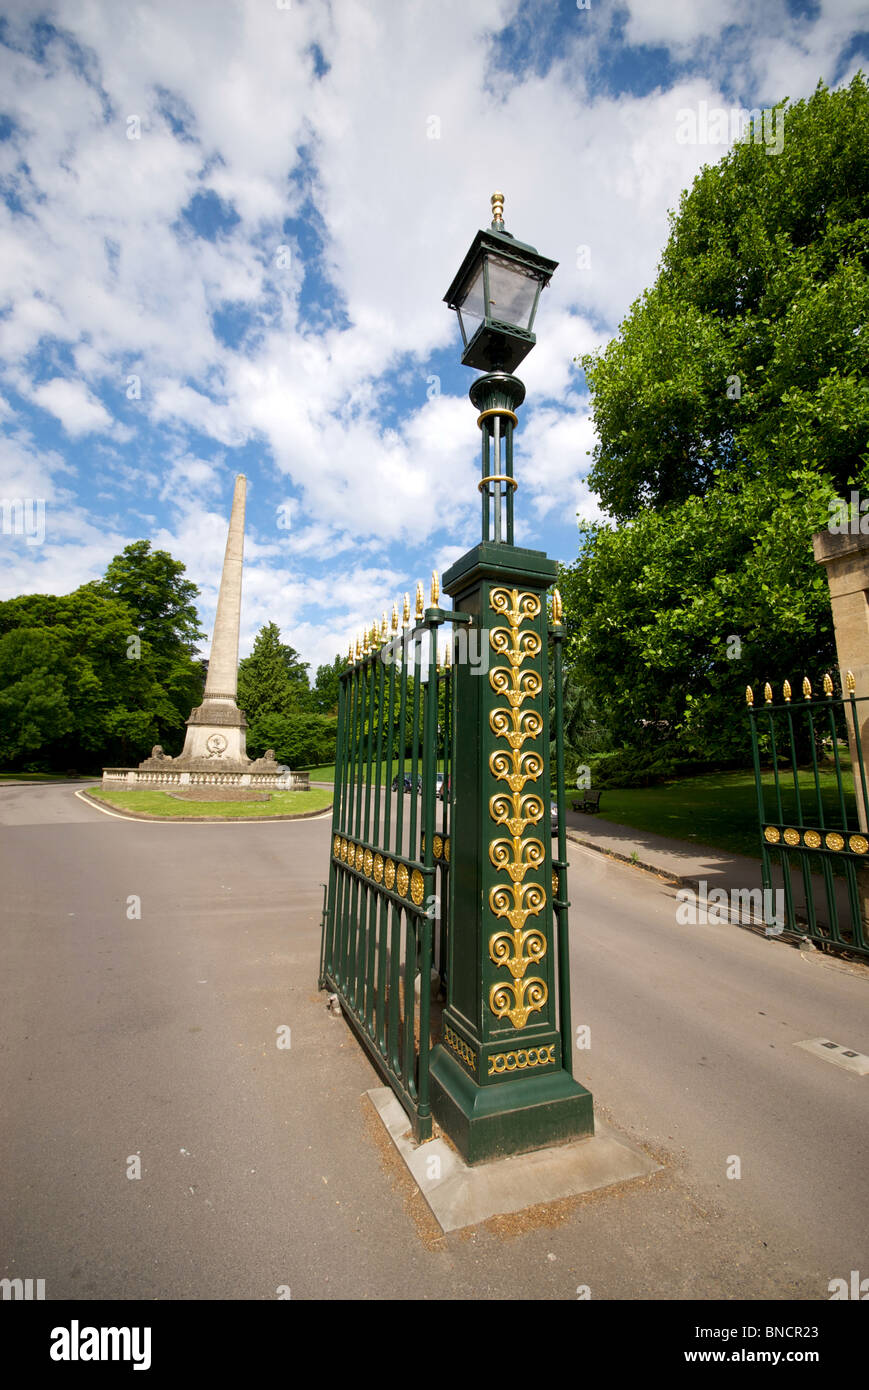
795,1038 -> 869,1075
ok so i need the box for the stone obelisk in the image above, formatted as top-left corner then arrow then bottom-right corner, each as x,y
172,473 -> 250,769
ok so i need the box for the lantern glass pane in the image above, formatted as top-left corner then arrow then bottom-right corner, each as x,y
458,263 -> 486,325
486,254 -> 539,329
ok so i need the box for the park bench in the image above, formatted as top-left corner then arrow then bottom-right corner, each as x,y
571,789 -> 602,814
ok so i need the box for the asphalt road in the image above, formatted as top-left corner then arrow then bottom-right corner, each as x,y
1,781 -> 867,1300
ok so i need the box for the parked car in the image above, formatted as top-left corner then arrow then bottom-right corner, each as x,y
550,800 -> 559,835
437,775 -> 451,802
391,774 -> 414,793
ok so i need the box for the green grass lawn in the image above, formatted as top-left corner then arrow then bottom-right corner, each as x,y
86,787 -> 333,820
587,768 -> 857,860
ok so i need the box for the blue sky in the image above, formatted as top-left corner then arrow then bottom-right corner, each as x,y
0,0 -> 866,674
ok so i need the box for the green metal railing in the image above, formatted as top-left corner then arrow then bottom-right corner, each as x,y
319,583 -> 456,1142
747,672 -> 869,958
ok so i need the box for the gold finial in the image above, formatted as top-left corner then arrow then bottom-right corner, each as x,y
380,613 -> 388,642
391,603 -> 399,635
552,588 -> 563,623
823,672 -> 833,697
362,630 -> 369,657
402,592 -> 410,626
764,682 -> 773,704
430,570 -> 439,606
802,676 -> 812,700
445,642 -> 452,668
370,622 -> 379,649
847,670 -> 856,693
491,191 -> 505,229
415,582 -> 424,620
355,636 -> 362,661
783,679 -> 792,703
745,686 -> 754,706
347,642 -> 353,666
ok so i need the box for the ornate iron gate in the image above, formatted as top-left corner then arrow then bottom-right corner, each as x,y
318,583 -> 459,1141
747,671 -> 869,957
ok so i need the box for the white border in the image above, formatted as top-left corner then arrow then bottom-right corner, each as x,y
74,788 -> 333,825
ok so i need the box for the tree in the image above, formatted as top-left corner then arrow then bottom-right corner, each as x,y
0,588 -> 185,769
311,654 -> 345,714
92,540 -> 205,720
237,622 -> 310,722
0,628 -> 73,763
581,76 -> 869,521
558,467 -> 837,764
0,539 -> 209,770
247,711 -> 337,767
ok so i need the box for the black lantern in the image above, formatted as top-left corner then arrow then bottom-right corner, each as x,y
443,192 -> 558,374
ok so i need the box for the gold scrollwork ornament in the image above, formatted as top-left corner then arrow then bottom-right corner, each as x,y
489,977 -> 548,1030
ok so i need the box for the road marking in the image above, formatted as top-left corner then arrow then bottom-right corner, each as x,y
73,790 -> 333,824
794,1038 -> 869,1075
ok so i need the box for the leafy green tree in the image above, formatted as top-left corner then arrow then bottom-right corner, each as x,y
237,622 -> 310,722
0,588 -> 185,768
0,628 -> 73,763
581,76 -> 869,520
247,711 -> 337,767
311,654 -> 345,714
92,539 -> 205,719
558,468 -> 837,764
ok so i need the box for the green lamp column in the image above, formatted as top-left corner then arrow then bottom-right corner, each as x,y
429,195 -> 594,1164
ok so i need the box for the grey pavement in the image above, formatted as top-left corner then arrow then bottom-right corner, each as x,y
1,781 -> 867,1300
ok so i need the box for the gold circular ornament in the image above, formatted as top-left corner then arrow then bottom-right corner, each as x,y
364,848 -> 374,877
552,869 -> 559,898
783,828 -> 800,846
764,826 -> 781,844
396,863 -> 410,897
384,859 -> 396,891
342,838 -> 351,862
355,845 -> 365,871
803,830 -> 821,849
444,838 -> 450,863
373,853 -> 384,883
433,833 -> 444,861
849,834 -> 868,855
333,834 -> 341,857
825,832 -> 845,852
410,869 -> 425,905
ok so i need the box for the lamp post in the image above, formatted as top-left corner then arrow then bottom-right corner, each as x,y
429,194 -> 594,1164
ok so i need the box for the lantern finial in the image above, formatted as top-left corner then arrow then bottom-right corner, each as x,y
491,191 -> 505,230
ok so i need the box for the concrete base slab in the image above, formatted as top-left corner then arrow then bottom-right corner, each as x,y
367,1087 -> 662,1233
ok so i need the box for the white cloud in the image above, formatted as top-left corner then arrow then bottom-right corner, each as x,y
30,378 -> 114,437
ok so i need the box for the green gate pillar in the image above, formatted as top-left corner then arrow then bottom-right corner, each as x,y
430,194 -> 593,1163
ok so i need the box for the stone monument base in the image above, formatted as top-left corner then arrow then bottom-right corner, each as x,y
101,767 -> 310,791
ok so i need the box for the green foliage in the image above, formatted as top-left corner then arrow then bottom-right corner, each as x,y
0,628 -> 73,762
584,748 -> 733,790
565,78 -> 869,776
0,545 -> 205,770
92,540 -> 205,720
247,711 -> 338,767
558,468 -> 838,764
237,622 -> 310,721
311,654 -> 345,714
581,76 -> 869,520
